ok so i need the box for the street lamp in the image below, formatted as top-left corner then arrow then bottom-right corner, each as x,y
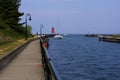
40,24 -> 44,36
25,13 -> 32,40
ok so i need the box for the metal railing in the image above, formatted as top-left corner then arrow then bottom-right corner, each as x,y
40,37 -> 62,80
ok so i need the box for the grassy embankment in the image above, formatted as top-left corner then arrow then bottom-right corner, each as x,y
0,27 -> 28,59
0,39 -> 26,59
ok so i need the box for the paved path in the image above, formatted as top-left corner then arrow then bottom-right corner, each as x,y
0,40 -> 45,80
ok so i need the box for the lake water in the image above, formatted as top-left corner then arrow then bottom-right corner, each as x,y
48,34 -> 120,80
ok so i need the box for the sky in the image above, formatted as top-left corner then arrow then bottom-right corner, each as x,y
19,0 -> 120,34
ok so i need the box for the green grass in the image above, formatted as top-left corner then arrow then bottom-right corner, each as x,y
0,39 -> 26,59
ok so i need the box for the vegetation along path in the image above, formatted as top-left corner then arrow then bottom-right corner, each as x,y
0,40 -> 45,80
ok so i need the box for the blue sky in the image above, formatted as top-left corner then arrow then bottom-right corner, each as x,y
19,0 -> 120,34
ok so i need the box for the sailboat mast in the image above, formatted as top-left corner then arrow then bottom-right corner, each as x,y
57,18 -> 61,34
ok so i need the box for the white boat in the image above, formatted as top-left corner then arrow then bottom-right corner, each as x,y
54,34 -> 63,39
53,18 -> 63,39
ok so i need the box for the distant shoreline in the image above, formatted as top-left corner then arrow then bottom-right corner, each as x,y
85,34 -> 120,43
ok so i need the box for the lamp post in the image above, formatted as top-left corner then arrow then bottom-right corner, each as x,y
25,13 -> 32,40
40,24 -> 44,37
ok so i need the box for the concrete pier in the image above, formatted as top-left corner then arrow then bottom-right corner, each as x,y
0,40 -> 45,80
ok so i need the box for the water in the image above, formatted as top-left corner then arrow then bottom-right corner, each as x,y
48,34 -> 120,80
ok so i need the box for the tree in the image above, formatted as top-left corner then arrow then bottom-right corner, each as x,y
27,25 -> 32,35
0,0 -> 26,43
0,0 -> 24,31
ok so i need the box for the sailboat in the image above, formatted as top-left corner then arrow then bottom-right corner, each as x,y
53,25 -> 63,39
51,27 -> 63,39
53,18 -> 63,39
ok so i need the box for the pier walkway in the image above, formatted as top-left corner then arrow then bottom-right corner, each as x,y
0,40 -> 45,80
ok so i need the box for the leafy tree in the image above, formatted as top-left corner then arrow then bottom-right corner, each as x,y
27,25 -> 32,35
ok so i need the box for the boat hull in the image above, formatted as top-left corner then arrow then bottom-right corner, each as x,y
54,35 -> 63,39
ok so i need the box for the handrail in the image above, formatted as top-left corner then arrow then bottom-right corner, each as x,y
40,37 -> 62,80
